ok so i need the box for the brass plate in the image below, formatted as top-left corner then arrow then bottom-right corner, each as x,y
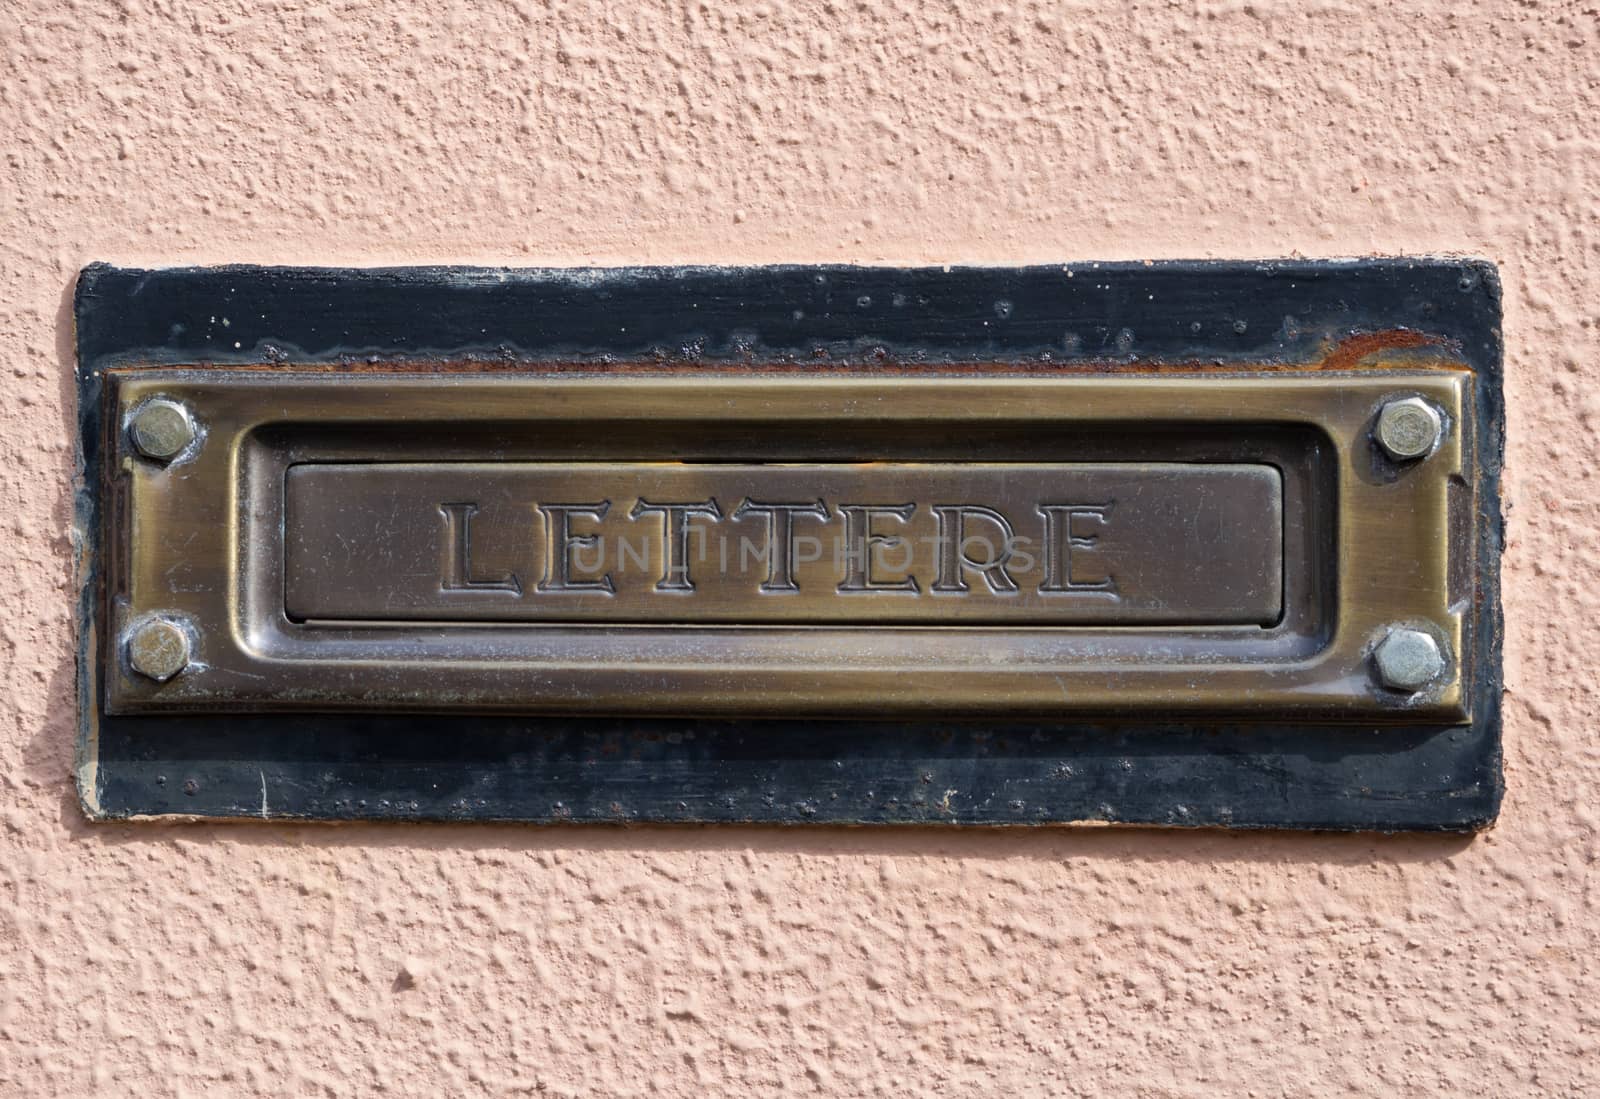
104,369 -> 1472,720
283,462 -> 1284,625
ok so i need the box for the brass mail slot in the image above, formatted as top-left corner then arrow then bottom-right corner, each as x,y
102,368 -> 1473,721
283,462 -> 1284,626
76,260 -> 1503,828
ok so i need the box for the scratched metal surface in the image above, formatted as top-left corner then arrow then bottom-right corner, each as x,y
74,261 -> 1503,828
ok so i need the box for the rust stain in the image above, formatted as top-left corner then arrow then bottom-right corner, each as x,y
1316,329 -> 1446,372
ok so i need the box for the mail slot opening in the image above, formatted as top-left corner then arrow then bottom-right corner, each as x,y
283,461 -> 1285,627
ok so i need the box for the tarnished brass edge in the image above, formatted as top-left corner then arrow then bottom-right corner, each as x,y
105,367 -> 1471,721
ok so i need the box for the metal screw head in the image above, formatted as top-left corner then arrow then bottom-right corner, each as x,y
1375,397 -> 1442,462
129,399 -> 197,461
125,618 -> 191,681
1372,628 -> 1445,692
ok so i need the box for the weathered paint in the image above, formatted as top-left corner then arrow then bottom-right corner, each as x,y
76,263 -> 1500,828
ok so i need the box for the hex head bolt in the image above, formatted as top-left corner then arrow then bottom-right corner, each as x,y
1372,627 -> 1446,693
1374,397 -> 1442,462
125,618 -> 191,681
129,399 -> 197,461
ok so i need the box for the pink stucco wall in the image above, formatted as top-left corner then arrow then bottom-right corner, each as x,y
1,1 -> 1593,1094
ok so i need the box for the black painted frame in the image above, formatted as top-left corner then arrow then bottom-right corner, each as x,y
74,260 -> 1504,829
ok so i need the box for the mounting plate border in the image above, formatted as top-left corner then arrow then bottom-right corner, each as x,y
74,260 -> 1503,829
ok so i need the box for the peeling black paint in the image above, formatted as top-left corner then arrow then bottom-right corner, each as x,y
75,260 -> 1503,830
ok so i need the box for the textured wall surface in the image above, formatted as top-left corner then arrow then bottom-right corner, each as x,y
1,1 -> 1595,1095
